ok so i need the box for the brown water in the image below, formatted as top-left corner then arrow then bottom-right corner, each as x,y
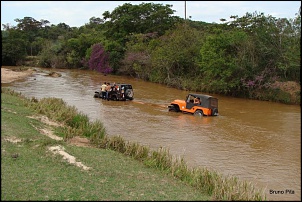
4,67 -> 301,201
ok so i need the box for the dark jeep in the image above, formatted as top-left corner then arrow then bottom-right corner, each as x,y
94,83 -> 134,101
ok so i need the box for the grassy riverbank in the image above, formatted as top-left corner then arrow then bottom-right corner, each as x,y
1,87 -> 266,201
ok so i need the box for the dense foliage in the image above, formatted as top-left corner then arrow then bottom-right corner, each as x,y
87,43 -> 112,74
2,3 -> 300,103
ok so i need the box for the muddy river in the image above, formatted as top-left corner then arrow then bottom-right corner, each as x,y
3,67 -> 301,201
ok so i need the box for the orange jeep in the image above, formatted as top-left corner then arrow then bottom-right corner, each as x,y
168,93 -> 218,116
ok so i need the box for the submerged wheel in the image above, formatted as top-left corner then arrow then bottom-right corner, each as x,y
212,108 -> 218,116
94,93 -> 99,98
194,109 -> 203,116
112,95 -> 117,101
168,105 -> 176,112
168,105 -> 180,112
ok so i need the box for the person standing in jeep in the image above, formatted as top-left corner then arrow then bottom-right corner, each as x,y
105,82 -> 111,100
101,82 -> 107,99
112,82 -> 119,92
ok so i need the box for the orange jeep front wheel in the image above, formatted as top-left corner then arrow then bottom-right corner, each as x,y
194,109 -> 203,116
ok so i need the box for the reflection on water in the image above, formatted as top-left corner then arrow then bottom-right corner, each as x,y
5,67 -> 301,201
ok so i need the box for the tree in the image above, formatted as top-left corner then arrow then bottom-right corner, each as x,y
119,32 -> 158,78
89,17 -> 103,24
88,43 -> 112,74
278,7 -> 301,81
65,33 -> 99,68
150,23 -> 203,86
227,11 -> 301,82
199,29 -> 248,95
2,29 -> 27,65
14,17 -> 44,56
102,2 -> 182,40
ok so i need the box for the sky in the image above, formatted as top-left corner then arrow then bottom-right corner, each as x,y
1,1 -> 301,29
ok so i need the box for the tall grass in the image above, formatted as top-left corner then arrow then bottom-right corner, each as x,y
2,87 -> 267,201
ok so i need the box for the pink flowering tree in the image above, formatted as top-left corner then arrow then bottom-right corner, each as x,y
88,43 -> 113,74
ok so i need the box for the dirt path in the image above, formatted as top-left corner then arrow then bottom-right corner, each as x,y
1,67 -> 34,83
4,112 -> 92,171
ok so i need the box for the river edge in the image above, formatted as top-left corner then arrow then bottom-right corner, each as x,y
1,66 -> 300,105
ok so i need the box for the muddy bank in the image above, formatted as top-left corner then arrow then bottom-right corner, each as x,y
1,67 -> 34,84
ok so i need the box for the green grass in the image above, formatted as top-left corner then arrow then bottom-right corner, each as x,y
1,87 -> 211,201
1,87 -> 266,201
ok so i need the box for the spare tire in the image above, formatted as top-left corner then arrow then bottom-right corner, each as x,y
125,89 -> 134,99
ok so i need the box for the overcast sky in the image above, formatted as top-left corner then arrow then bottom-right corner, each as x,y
1,1 -> 300,29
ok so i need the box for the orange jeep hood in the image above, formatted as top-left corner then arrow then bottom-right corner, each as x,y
171,99 -> 186,104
